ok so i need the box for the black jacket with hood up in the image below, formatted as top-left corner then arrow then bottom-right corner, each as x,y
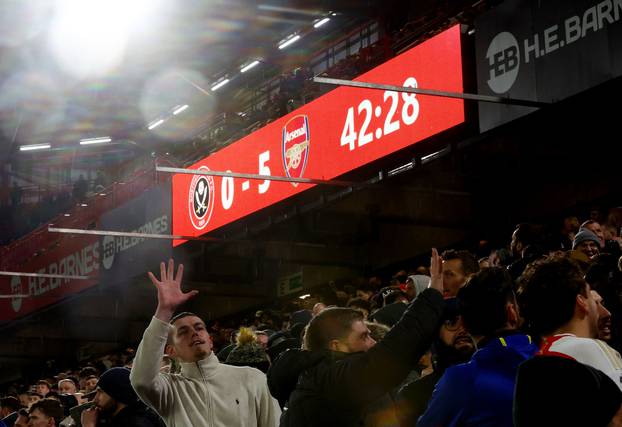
267,288 -> 445,427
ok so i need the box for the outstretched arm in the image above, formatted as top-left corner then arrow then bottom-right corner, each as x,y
321,249 -> 445,407
131,259 -> 198,415
429,247 -> 444,294
150,259 -> 198,322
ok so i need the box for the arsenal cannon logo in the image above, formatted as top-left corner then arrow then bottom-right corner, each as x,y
282,115 -> 310,187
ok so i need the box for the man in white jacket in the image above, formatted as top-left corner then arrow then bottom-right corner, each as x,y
130,259 -> 281,427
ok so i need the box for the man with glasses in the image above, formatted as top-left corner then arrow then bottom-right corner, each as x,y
396,298 -> 475,426
418,267 -> 538,427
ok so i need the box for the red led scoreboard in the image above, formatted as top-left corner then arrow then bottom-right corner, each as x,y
172,25 -> 465,245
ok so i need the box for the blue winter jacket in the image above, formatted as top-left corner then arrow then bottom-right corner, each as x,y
417,333 -> 537,427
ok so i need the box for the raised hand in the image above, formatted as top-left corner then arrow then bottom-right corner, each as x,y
429,248 -> 444,294
149,259 -> 198,322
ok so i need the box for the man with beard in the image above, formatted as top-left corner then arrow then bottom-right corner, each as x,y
396,298 -> 475,426
81,368 -> 164,427
418,267 -> 538,427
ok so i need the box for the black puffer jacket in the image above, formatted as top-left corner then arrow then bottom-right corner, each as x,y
267,288 -> 444,427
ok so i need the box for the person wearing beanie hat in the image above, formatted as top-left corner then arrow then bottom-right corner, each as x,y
226,328 -> 271,373
81,368 -> 164,427
573,228 -> 601,258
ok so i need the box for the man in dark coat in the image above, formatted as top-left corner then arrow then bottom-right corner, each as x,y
81,368 -> 164,427
396,298 -> 475,426
268,249 -> 446,427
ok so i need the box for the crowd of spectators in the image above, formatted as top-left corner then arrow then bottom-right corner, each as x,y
1,204 -> 621,426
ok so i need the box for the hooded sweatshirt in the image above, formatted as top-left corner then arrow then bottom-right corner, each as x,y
418,333 -> 537,427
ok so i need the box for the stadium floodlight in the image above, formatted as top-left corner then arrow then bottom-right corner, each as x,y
278,35 -> 300,50
79,136 -> 112,145
172,104 -> 189,115
240,61 -> 260,73
211,79 -> 230,91
48,0 -> 161,78
148,119 -> 165,130
20,143 -> 51,151
314,18 -> 330,28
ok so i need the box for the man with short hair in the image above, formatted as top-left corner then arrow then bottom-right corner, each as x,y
255,331 -> 269,350
508,223 -> 541,279
0,396 -> 20,427
83,376 -> 98,394
268,249 -> 446,427
418,267 -> 538,427
28,399 -> 63,427
510,223 -> 540,259
130,259 -> 280,427
518,256 -> 622,389
27,393 -> 42,407
514,256 -> 622,426
34,382 -> 50,398
81,367 -> 164,427
78,367 -> 99,392
441,249 -> 479,297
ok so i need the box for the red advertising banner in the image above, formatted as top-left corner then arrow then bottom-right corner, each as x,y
0,235 -> 100,322
173,25 -> 465,245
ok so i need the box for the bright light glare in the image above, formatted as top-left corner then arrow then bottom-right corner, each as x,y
211,79 -> 230,91
240,61 -> 260,73
48,0 -> 158,78
299,294 -> 311,300
172,105 -> 189,115
314,18 -> 330,28
148,119 -> 165,130
79,136 -> 112,145
20,143 -> 51,151
278,35 -> 300,50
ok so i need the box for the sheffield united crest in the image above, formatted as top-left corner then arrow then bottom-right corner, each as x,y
282,115 -> 310,187
188,166 -> 215,230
